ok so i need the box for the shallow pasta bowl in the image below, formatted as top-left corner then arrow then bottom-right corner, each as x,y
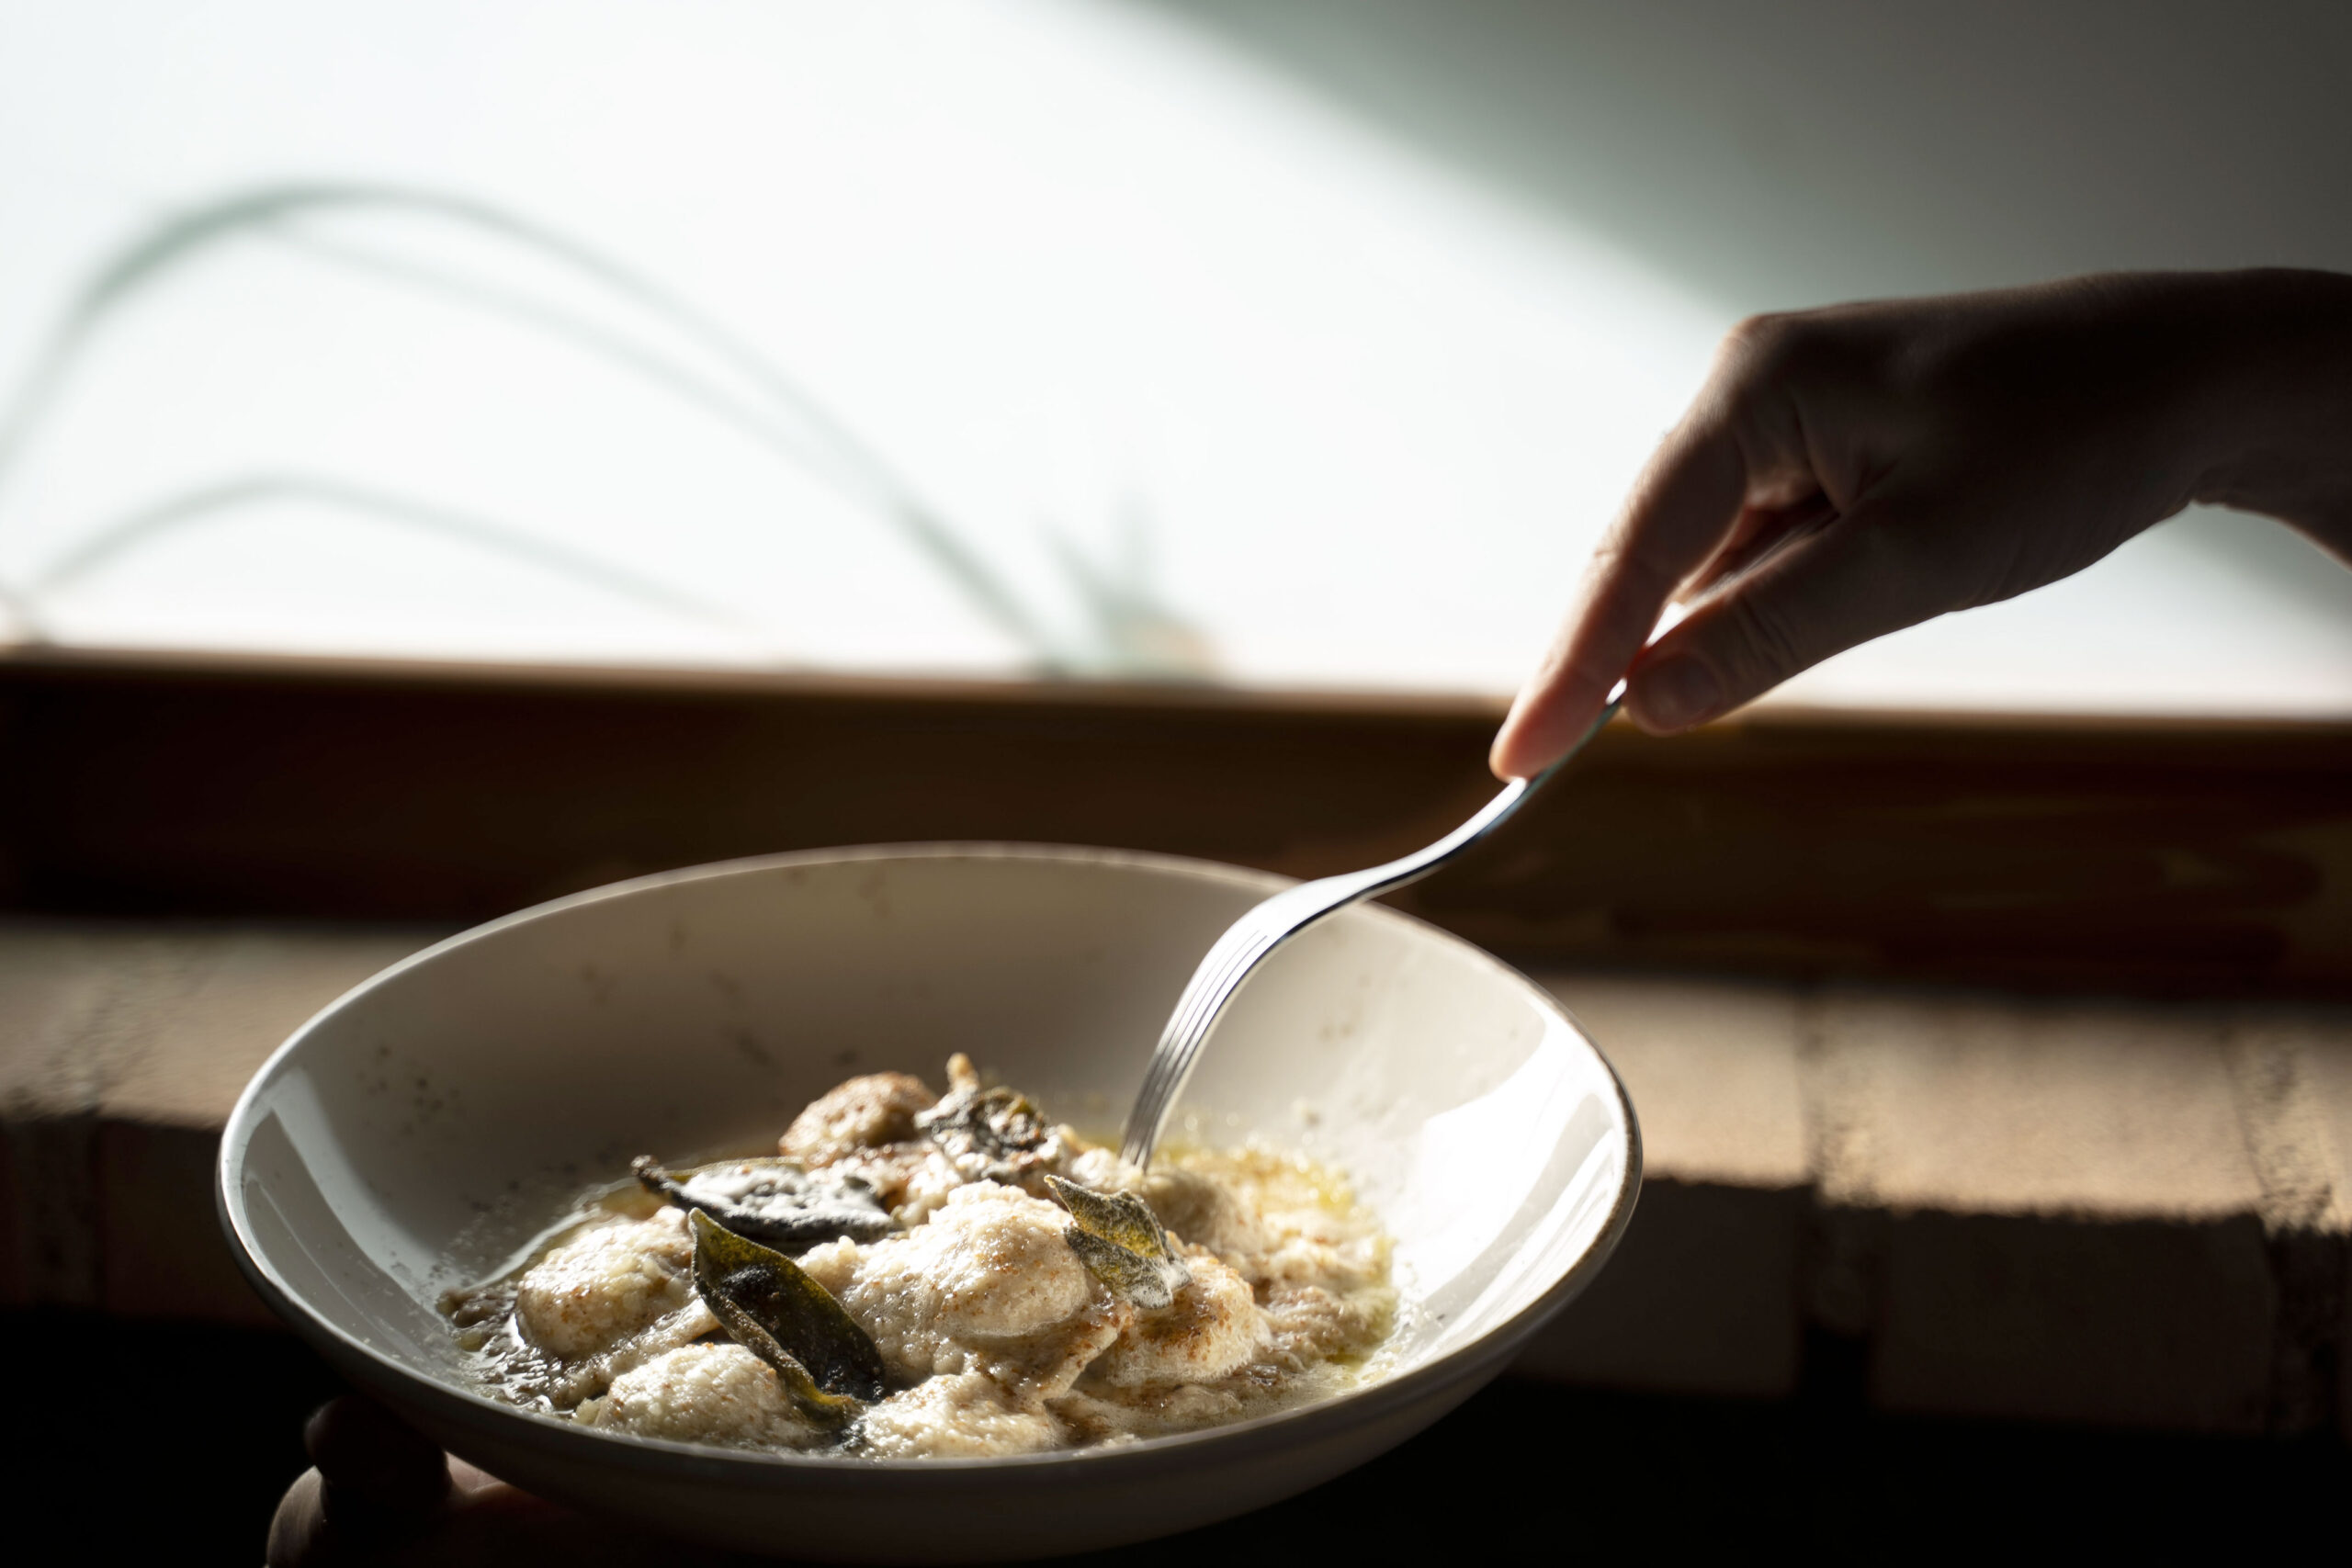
218,844 -> 1641,1562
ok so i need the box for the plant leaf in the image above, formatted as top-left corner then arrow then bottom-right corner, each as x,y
635,1155 -> 894,1249
689,1210 -> 887,1427
913,1054 -> 1058,1183
1045,1175 -> 1192,1311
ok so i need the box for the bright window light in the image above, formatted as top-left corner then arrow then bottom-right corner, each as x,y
1,0 -> 2346,713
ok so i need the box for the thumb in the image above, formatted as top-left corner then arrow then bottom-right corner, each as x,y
1623,501 -> 1961,731
305,1395 -> 453,1519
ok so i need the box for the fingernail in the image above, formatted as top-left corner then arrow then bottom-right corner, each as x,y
1632,656 -> 1723,730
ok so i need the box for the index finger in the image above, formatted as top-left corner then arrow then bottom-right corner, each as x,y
1489,416 -> 1749,777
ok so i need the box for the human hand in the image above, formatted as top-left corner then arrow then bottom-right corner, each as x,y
267,1394 -> 748,1566
1490,269 -> 2352,776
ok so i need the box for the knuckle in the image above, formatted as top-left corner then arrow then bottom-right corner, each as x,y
1717,310 -> 1818,380
1711,312 -> 1838,445
1721,311 -> 1791,360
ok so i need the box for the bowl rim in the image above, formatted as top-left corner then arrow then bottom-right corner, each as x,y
217,840 -> 1643,1477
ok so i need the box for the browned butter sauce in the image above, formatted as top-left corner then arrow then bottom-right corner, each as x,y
441,1056 -> 1396,1457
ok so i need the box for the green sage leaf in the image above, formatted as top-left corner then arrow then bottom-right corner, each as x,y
689,1209 -> 887,1427
1045,1174 -> 1193,1311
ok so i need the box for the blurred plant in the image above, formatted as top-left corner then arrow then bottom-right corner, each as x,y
1050,497 -> 1216,679
0,183 -> 1214,676
22,473 -> 764,641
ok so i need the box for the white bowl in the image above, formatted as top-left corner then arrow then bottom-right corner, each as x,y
219,845 -> 1639,1562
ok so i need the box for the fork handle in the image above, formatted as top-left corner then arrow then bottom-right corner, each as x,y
1118,695 -> 1622,1168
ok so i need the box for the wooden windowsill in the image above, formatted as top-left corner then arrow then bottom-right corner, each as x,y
4,644 -> 2347,997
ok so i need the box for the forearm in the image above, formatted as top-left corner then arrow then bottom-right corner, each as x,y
2182,268 -> 2352,558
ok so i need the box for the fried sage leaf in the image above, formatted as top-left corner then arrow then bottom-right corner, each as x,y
689,1210 -> 887,1427
914,1053 -> 1059,1183
634,1155 -> 894,1249
1045,1174 -> 1193,1311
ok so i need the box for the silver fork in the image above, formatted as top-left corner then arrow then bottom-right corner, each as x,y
1119,693 -> 1623,1168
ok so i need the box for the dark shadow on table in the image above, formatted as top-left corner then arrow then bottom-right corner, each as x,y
15,1309 -> 2343,1565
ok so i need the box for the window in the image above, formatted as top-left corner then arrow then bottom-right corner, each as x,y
4,1 -> 2348,713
